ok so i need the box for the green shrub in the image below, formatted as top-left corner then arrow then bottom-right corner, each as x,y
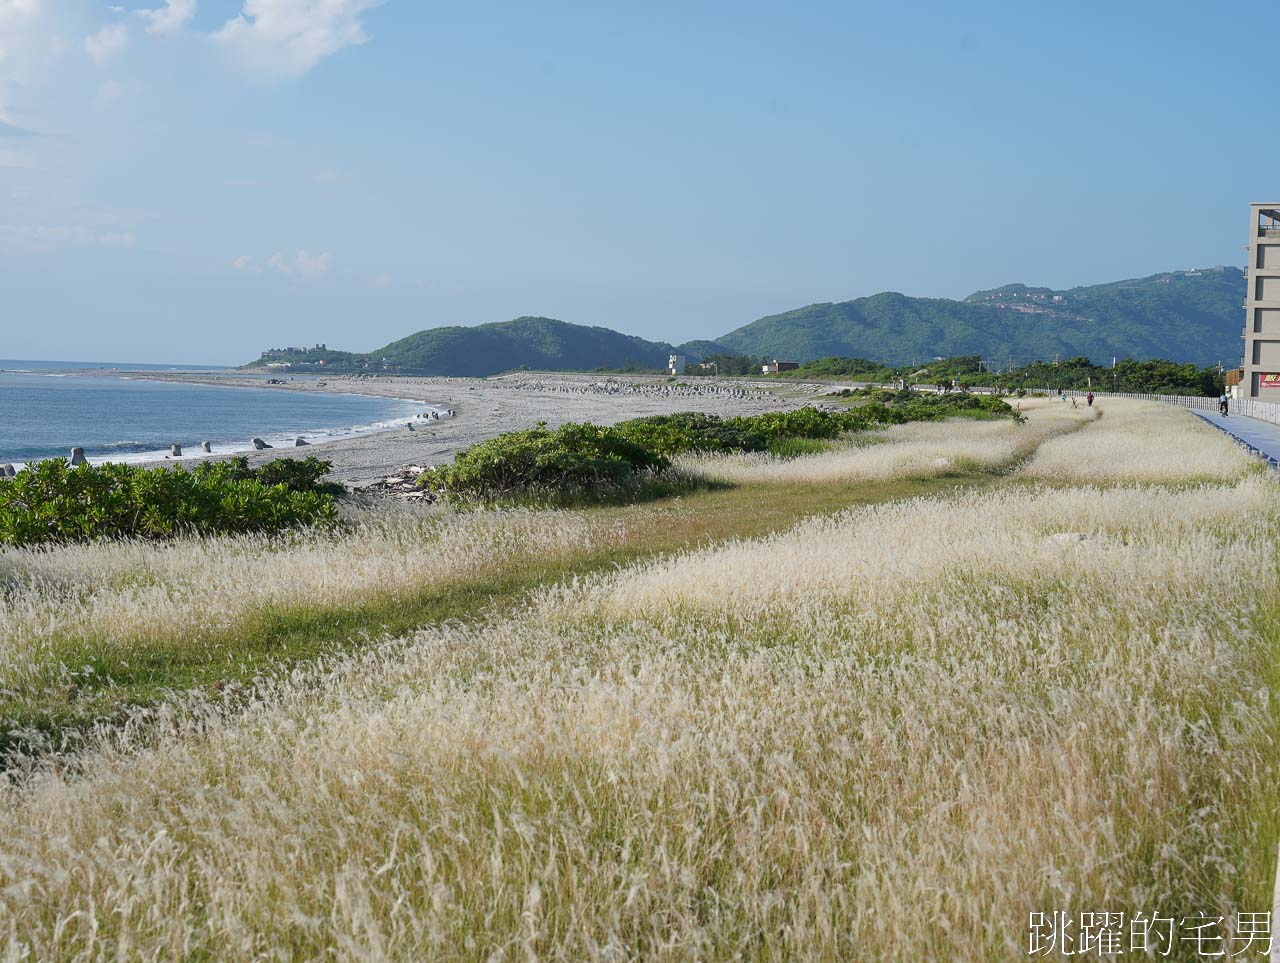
195,456 -> 346,496
418,422 -> 670,503
0,457 -> 339,547
417,394 -> 1021,506
613,413 -> 767,455
891,393 -> 1023,422
727,407 -> 879,441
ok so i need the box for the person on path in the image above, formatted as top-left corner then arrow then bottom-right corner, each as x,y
1219,394 -> 1229,417
1086,391 -> 1094,407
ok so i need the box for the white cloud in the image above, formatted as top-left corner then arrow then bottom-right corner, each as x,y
98,230 -> 136,247
85,23 -> 128,65
309,167 -> 346,184
0,224 -> 138,254
137,0 -> 196,36
0,0 -> 43,42
231,254 -> 255,270
214,0 -> 384,76
0,0 -> 58,127
268,248 -> 330,278
95,77 -> 140,106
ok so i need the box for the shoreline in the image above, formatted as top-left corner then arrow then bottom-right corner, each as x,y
114,370 -> 814,487
1,369 -> 444,476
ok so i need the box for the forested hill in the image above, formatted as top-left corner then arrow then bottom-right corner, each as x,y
249,317 -> 709,377
247,266 -> 1246,374
715,267 -> 1244,368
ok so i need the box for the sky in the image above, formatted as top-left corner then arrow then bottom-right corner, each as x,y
0,0 -> 1275,364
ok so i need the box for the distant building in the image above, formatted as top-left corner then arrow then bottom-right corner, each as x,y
668,354 -> 687,375
761,360 -> 800,374
1241,203 -> 1280,397
260,343 -> 327,359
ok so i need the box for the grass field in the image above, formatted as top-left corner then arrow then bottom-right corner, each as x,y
0,399 -> 1273,960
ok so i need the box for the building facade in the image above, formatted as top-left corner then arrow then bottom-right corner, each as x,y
1242,204 -> 1280,397
761,360 -> 800,374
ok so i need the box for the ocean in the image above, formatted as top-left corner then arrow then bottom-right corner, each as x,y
0,362 -> 429,466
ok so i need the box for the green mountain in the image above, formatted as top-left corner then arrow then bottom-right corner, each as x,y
716,267 -> 1244,368
246,266 -> 1247,375
250,317 -> 710,376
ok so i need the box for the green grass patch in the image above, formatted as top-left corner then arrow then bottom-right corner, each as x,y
765,436 -> 831,458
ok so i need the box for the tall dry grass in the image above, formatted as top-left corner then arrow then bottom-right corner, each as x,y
0,505 -> 618,702
0,402 -> 1276,960
1021,397 -> 1255,482
681,403 -> 1091,486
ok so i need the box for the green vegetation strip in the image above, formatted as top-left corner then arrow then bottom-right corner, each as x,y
418,397 -> 1016,503
0,456 -> 340,547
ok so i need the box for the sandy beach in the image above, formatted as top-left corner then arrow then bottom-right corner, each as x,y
129,370 -> 818,487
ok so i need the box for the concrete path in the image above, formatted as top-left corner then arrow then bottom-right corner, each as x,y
1192,408 -> 1280,468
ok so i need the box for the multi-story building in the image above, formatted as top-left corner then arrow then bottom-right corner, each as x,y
1241,203 -> 1280,396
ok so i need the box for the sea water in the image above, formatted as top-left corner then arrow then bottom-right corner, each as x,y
0,363 -> 428,466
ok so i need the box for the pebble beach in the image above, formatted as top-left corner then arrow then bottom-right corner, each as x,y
130,370 -> 815,487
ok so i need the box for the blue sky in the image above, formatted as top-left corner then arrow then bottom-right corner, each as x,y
0,1 -> 1273,364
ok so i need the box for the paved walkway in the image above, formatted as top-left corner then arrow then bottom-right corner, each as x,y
1192,409 -> 1280,468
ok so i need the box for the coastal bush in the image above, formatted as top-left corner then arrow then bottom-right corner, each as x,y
195,456 -> 346,496
422,397 -> 1021,505
728,406 -> 873,441
616,407 -> 885,453
0,458 -> 339,547
893,393 -> 1019,421
417,422 -> 670,503
613,412 -> 768,455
